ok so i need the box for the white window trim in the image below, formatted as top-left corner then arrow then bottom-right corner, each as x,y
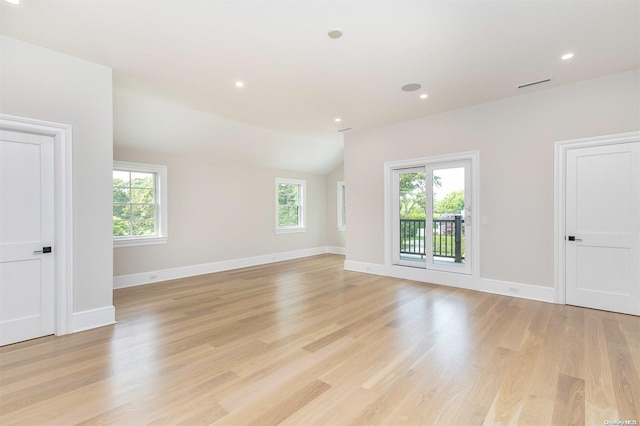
113,161 -> 168,248
337,180 -> 346,231
275,177 -> 307,234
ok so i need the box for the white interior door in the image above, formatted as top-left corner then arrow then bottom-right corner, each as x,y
565,142 -> 639,316
0,130 -> 55,345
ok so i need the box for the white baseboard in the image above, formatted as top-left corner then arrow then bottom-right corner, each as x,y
327,246 -> 346,255
479,278 -> 555,303
344,260 -> 555,304
344,260 -> 387,276
72,305 -> 116,333
114,246 -> 344,289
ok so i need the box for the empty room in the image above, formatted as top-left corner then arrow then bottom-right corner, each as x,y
0,1 -> 639,425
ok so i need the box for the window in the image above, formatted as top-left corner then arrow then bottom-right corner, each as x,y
337,180 -> 346,231
113,161 -> 168,247
275,177 -> 306,233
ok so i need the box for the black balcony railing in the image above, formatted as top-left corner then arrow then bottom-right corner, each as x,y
400,216 -> 465,262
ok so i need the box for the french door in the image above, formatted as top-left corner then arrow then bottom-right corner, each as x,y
392,160 -> 472,274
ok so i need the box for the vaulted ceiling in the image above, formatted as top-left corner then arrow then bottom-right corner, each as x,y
1,1 -> 638,173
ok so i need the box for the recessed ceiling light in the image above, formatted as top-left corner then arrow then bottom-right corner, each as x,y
328,29 -> 343,39
401,83 -> 421,92
334,118 -> 342,123
420,94 -> 428,100
235,81 -> 244,88
5,0 -> 20,4
561,53 -> 574,60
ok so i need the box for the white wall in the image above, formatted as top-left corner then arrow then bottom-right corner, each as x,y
113,146 -> 328,277
345,69 -> 640,288
325,163 -> 345,249
0,36 -> 114,315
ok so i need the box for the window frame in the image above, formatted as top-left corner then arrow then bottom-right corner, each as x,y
337,180 -> 346,231
113,161 -> 168,248
275,177 -> 306,234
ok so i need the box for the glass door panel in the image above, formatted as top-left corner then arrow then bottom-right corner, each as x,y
393,167 -> 426,268
432,166 -> 465,264
427,162 -> 471,274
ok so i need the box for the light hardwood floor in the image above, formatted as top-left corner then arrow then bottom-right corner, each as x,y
1,254 -> 639,425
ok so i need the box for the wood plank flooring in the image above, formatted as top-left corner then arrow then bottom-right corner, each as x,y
1,254 -> 638,425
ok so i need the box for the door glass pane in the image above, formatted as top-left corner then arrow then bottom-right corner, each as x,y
432,167 -> 465,266
399,170 -> 426,266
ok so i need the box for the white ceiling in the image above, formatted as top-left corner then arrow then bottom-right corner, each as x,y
1,1 -> 639,173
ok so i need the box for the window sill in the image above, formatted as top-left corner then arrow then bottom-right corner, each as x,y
275,227 -> 306,234
114,236 -> 168,248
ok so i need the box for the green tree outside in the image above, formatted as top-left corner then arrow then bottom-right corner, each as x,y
399,174 -> 466,261
278,183 -> 301,227
435,190 -> 464,214
399,172 -> 441,219
113,172 -> 156,236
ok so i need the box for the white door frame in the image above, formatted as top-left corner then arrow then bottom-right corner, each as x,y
0,114 -> 74,335
384,150 -> 480,289
554,131 -> 640,304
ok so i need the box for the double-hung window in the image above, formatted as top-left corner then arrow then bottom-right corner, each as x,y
113,161 -> 168,247
275,177 -> 306,233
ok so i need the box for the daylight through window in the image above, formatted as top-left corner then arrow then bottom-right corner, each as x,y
113,161 -> 168,247
276,177 -> 306,233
